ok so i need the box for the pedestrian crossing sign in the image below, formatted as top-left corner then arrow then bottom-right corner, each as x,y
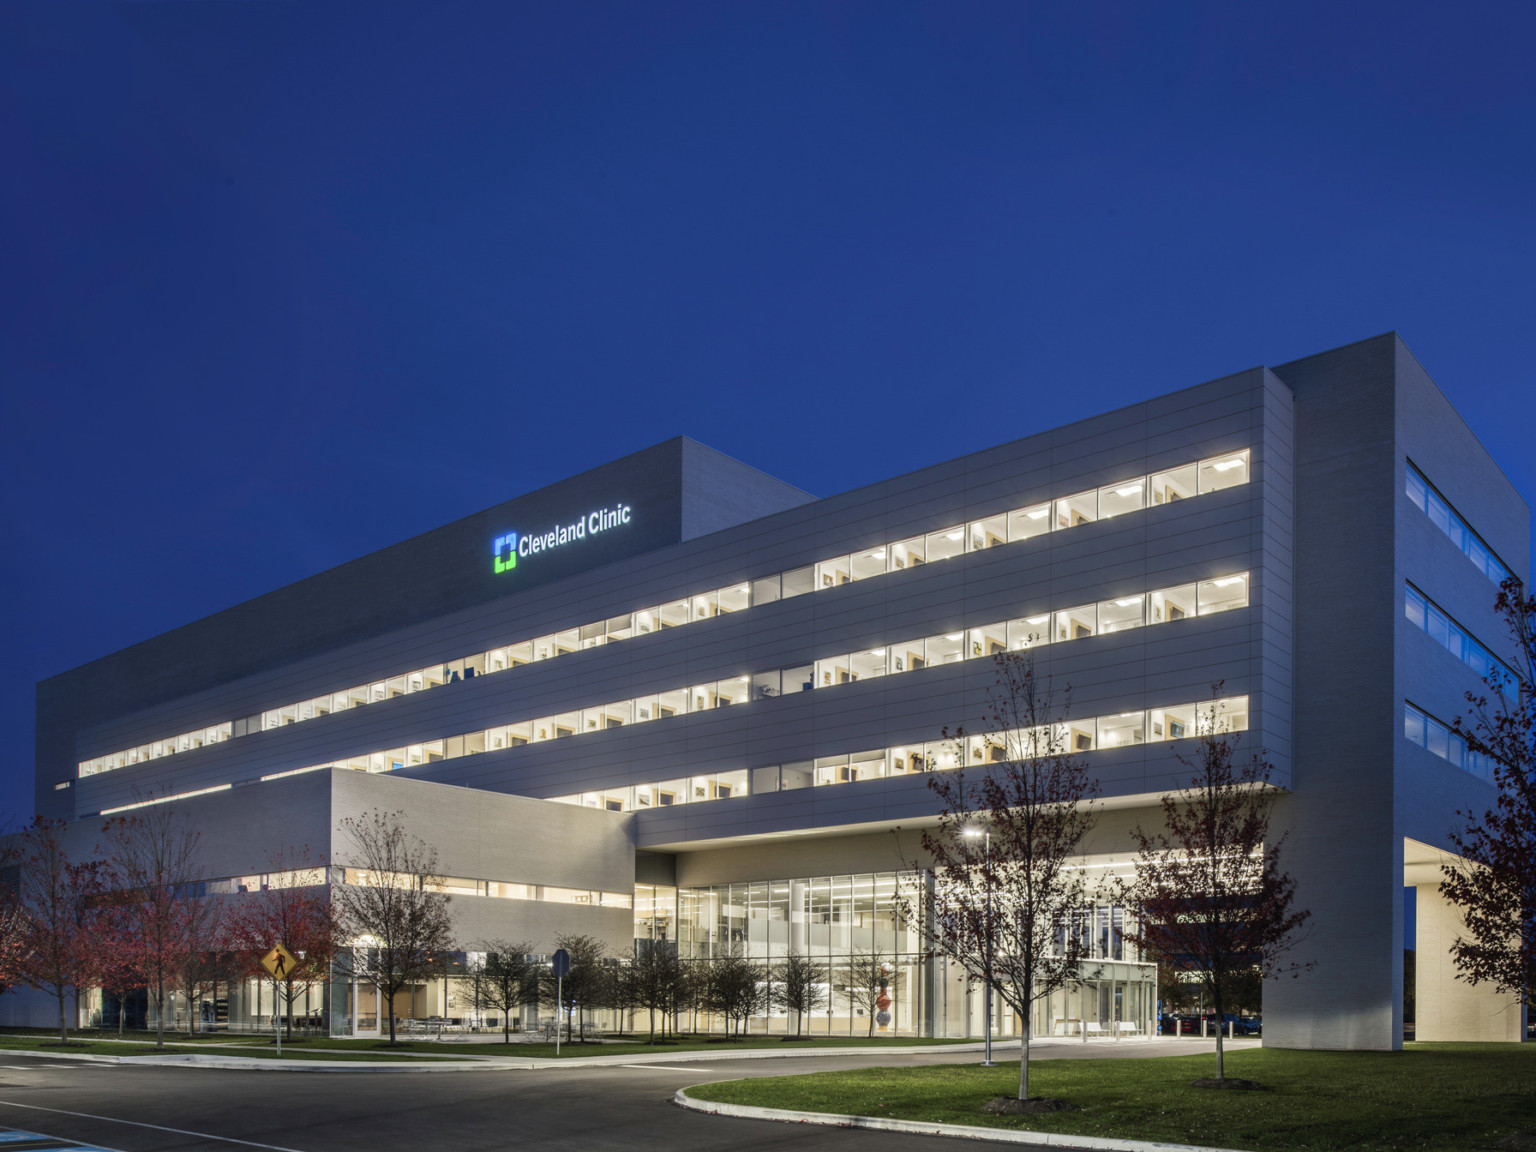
260,944 -> 298,980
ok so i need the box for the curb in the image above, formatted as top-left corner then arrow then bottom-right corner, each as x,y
673,1087 -> 1251,1152
532,1041 -> 990,1068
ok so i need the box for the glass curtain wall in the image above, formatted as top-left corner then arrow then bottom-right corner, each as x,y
674,872 -> 925,1035
664,873 -> 1153,1040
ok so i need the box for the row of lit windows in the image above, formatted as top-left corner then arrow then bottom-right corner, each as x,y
263,575 -> 1250,782
76,449 -> 1252,780
1406,463 -> 1514,588
200,866 -> 632,909
1403,702 -> 1494,784
551,695 -> 1251,813
340,869 -> 632,908
1404,583 -> 1514,692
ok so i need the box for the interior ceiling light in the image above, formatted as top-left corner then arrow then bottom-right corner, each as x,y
945,531 -> 963,540
1026,508 -> 1048,519
1026,615 -> 1048,624
1214,576 -> 1246,587
1114,597 -> 1141,606
1212,458 -> 1244,471
945,633 -> 963,641
1115,485 -> 1142,496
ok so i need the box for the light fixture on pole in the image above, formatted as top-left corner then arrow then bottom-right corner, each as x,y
963,826 -> 995,1068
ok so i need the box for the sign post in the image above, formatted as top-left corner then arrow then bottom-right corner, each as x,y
260,944 -> 298,1057
551,948 -> 571,1057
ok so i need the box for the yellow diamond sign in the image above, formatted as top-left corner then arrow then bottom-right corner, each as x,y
260,944 -> 298,981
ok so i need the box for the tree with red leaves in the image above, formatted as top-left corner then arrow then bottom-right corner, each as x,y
95,945 -> 145,1037
168,893 -> 228,1035
0,874 -> 27,999
899,654 -> 1099,1106
1446,576 -> 1536,1013
14,819 -> 108,1044
228,849 -> 340,1039
1117,689 -> 1311,1085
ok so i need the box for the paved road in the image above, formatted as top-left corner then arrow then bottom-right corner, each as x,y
0,1038 -> 1253,1152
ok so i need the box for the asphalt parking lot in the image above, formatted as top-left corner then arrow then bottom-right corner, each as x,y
0,1038 -> 1251,1152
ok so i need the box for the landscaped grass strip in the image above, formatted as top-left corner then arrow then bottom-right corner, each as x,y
687,1044 -> 1536,1152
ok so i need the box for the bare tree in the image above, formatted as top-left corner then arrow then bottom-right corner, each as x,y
770,949 -> 827,1038
479,941 -> 538,1042
671,956 -> 704,1037
15,819 -> 106,1043
1117,689 -> 1311,1085
332,810 -> 454,1046
452,951 -> 488,1030
845,948 -> 893,1037
704,946 -> 765,1037
168,908 -> 227,1035
1445,576 -> 1536,1011
626,939 -> 686,1043
900,653 -> 1099,1106
539,934 -> 608,1042
101,803 -> 207,1050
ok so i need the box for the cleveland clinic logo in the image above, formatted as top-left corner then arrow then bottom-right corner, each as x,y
492,503 -> 633,575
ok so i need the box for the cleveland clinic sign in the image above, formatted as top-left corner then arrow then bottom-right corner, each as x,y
492,503 -> 634,575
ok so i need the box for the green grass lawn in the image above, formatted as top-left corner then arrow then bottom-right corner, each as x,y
687,1044 -> 1536,1151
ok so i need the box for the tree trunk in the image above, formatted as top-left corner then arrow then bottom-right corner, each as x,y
57,989 -> 68,1044
1212,980 -> 1225,1082
386,989 -> 397,1044
648,1006 -> 655,1043
117,997 -> 125,1038
1019,1017 -> 1031,1101
154,981 -> 166,1050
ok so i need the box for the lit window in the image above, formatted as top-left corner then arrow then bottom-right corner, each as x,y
1099,478 -> 1146,519
1198,449 -> 1250,493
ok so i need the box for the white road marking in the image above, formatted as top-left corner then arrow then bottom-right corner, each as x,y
0,1102 -> 308,1152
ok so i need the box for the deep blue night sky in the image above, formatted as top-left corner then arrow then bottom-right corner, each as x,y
3,2 -> 1534,829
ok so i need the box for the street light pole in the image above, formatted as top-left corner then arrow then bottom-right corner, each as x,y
965,826 -> 995,1068
982,827 -> 995,1067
